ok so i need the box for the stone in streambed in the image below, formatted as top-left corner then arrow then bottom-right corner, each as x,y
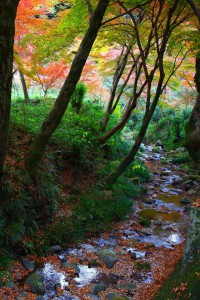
99,255 -> 117,268
91,283 -> 106,295
86,294 -> 99,300
144,199 -> 156,205
106,292 -> 130,300
187,189 -> 197,196
180,198 -> 192,204
21,258 -> 35,271
155,140 -> 163,147
49,245 -> 62,254
117,282 -> 137,291
25,273 -> 45,294
60,261 -> 80,275
0,271 -> 14,289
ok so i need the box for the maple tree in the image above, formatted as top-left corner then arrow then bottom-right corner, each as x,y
103,0 -> 193,185
25,0 -> 110,179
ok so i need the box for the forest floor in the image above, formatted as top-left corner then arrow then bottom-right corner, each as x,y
0,144 -> 199,300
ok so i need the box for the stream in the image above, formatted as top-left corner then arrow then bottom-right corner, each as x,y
15,145 -> 199,300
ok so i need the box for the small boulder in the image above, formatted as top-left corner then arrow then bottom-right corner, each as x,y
180,198 -> 192,204
91,283 -> 106,295
99,255 -> 117,268
155,140 -> 163,147
86,295 -> 99,300
0,271 -> 14,289
21,258 -> 35,271
49,245 -> 62,254
25,273 -> 45,295
106,292 -> 130,300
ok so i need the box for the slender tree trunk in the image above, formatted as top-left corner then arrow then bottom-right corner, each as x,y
25,0 -> 109,178
0,0 -> 20,180
104,74 -> 165,186
102,46 -> 131,131
19,71 -> 30,103
99,98 -> 136,144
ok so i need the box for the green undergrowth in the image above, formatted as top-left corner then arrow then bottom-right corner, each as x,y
155,256 -> 200,300
3,97 -> 152,257
126,106 -> 192,150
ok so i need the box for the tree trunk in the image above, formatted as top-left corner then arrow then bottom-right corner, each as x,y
99,98 -> 136,144
19,71 -> 30,103
0,0 -> 20,180
102,46 -> 131,131
104,74 -> 164,186
182,205 -> 200,268
185,52 -> 200,164
25,0 -> 109,178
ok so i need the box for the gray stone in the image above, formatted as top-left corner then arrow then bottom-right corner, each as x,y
25,272 -> 45,294
91,283 -> 106,295
49,245 -> 62,253
99,255 -> 117,268
61,262 -> 80,274
106,292 -> 130,300
155,140 -> 163,147
117,282 -> 137,291
0,271 -> 13,288
187,189 -> 197,196
128,251 -> 136,260
180,198 -> 192,204
144,199 -> 156,205
35,297 -> 45,300
86,294 -> 99,300
21,258 -> 35,271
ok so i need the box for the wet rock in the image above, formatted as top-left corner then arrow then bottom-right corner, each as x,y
16,293 -> 29,300
91,283 -> 106,295
187,189 -> 197,196
86,294 -> 99,300
152,146 -> 162,153
117,282 -> 137,291
139,219 -> 151,227
175,147 -> 186,153
154,219 -> 163,226
88,259 -> 102,268
25,273 -> 45,294
61,262 -> 80,275
35,297 -> 45,300
0,271 -> 14,289
144,199 -> 156,205
160,158 -> 169,164
140,228 -> 154,236
128,251 -> 136,260
106,292 -> 130,300
180,198 -> 192,204
21,258 -> 35,271
155,140 -> 163,147
99,255 -> 117,268
49,245 -> 62,254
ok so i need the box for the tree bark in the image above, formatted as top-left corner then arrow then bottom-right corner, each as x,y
185,1 -> 200,164
19,71 -> 30,103
25,0 -> 109,178
0,0 -> 20,180
104,73 -> 164,186
185,52 -> 200,164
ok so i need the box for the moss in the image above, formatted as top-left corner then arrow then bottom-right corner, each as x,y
155,256 -> 200,300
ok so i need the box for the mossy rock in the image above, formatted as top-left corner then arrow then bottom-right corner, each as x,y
25,272 -> 45,294
0,271 -> 14,288
106,293 -> 130,300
